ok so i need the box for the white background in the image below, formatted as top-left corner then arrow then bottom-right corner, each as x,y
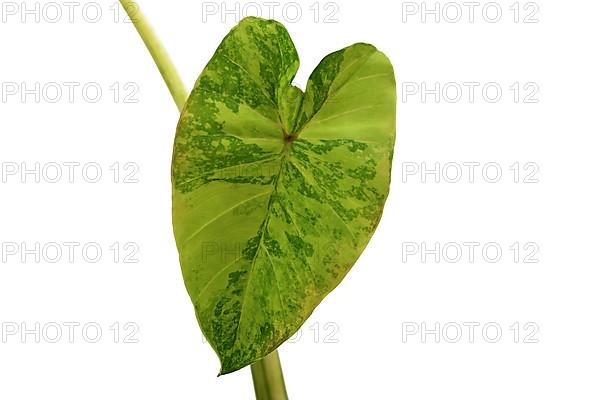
1,0 -> 599,399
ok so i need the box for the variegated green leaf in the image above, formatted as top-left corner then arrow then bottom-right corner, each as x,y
172,16 -> 396,375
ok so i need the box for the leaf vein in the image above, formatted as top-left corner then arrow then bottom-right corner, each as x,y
182,190 -> 271,247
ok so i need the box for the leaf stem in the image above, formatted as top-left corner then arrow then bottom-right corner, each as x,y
251,350 -> 289,400
118,1 -> 188,111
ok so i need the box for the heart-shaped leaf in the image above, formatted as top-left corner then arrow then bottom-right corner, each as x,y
172,17 -> 396,374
